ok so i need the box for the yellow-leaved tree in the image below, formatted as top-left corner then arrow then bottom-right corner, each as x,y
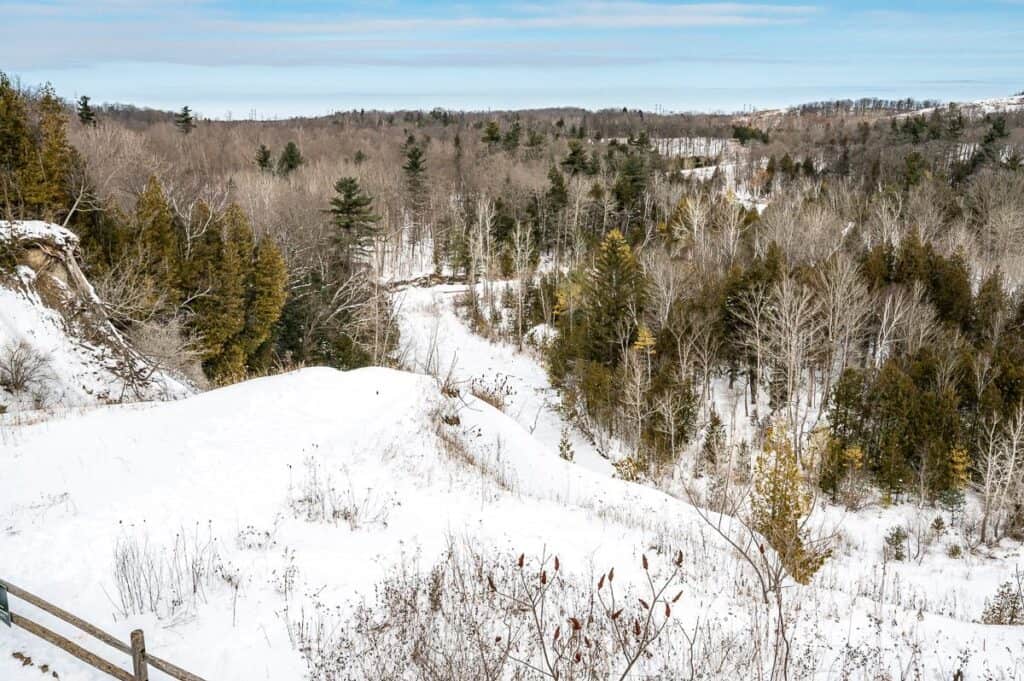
751,424 -> 831,584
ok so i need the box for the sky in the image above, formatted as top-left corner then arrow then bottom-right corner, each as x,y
1,0 -> 1023,118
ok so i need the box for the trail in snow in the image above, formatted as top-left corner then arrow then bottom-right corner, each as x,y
396,282 -> 620,476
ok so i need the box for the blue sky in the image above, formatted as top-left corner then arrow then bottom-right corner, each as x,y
2,1 -> 1022,117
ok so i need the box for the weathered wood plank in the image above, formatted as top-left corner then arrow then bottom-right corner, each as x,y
146,653 -> 210,681
0,578 -> 131,656
11,613 -> 134,681
131,629 -> 149,681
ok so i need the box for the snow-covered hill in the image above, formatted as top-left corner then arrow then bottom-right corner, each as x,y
0,221 -> 189,415
3,264 -> 1024,679
1,366 -> 739,680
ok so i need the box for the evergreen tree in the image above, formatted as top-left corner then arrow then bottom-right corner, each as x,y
502,120 -> 522,154
0,75 -> 32,217
482,121 -> 501,150
701,409 -> 726,473
19,85 -> 75,220
76,95 -> 96,126
752,425 -> 831,584
196,205 -> 250,382
546,166 -> 568,214
174,106 -> 195,135
612,153 -> 647,216
582,229 -> 645,365
255,144 -> 273,172
237,235 -> 288,373
276,141 -> 304,176
134,176 -> 178,285
327,177 -> 380,267
561,140 -> 589,176
403,144 -> 427,215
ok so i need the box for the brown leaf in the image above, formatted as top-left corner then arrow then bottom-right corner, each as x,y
672,590 -> 683,603
574,652 -> 582,663
675,550 -> 683,567
553,626 -> 561,642
518,553 -> 525,568
639,598 -> 650,610
569,617 -> 582,631
554,556 -> 560,572
665,603 -> 671,617
540,570 -> 548,585
611,608 -> 623,620
633,620 -> 641,637
609,567 -> 615,582
598,574 -> 606,590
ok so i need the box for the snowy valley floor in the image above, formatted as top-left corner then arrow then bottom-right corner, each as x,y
0,283 -> 1022,679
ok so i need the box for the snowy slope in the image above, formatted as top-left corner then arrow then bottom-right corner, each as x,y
396,282 -> 622,474
3,363 -> 1024,679
0,367 -> 736,680
0,221 -> 190,414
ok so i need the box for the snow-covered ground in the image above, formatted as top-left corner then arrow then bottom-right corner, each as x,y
0,366 -> 740,680
396,282 -> 621,474
3,269 -> 1024,680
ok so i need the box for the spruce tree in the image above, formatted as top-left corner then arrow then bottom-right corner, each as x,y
76,95 -> 96,126
327,177 -> 380,267
613,153 -> 647,215
561,140 -> 589,176
276,141 -> 304,176
546,166 -> 568,213
11,85 -> 73,220
174,106 -> 195,135
502,120 -> 521,154
482,121 -> 501,150
134,176 -> 178,285
403,144 -> 427,216
255,144 -> 273,172
583,229 -> 644,365
198,205 -> 250,382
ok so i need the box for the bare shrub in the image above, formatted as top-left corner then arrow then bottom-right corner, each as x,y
0,341 -> 53,395
128,316 -> 207,388
109,526 -> 222,621
288,458 -> 391,529
469,373 -> 514,412
285,538 -> 687,681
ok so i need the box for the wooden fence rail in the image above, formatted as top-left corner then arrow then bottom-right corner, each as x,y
0,578 -> 208,681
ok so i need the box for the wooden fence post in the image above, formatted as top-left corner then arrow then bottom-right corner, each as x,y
131,630 -> 148,681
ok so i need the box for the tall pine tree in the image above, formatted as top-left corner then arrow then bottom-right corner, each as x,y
76,95 -> 96,126
174,106 -> 195,135
327,177 -> 380,267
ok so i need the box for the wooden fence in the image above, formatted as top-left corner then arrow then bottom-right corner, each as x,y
0,578 -> 208,681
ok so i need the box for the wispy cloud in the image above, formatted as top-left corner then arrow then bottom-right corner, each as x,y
0,1 -> 818,69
